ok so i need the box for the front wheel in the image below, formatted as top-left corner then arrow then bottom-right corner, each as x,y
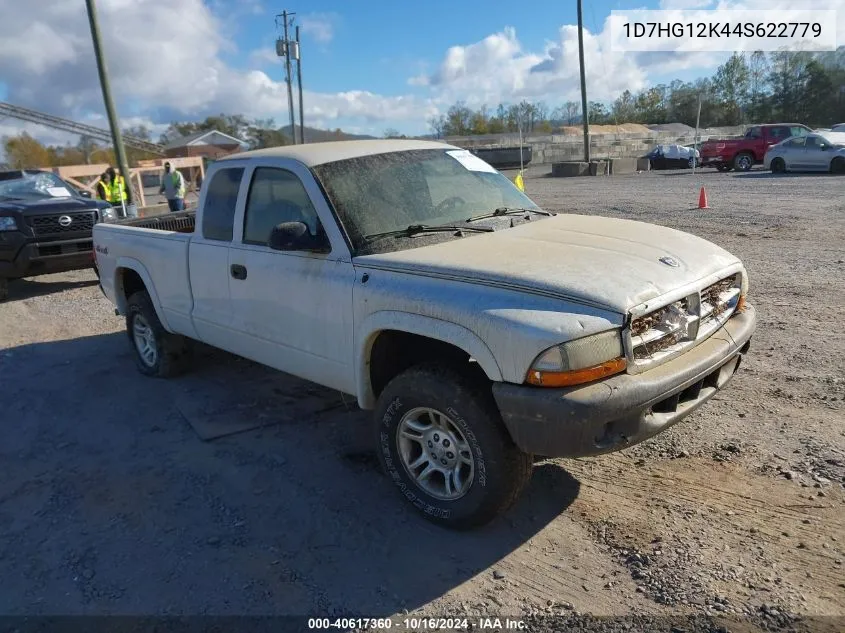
771,158 -> 786,174
831,157 -> 845,174
126,291 -> 193,377
375,364 -> 534,530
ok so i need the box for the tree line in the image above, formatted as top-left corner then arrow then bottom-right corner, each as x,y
427,48 -> 845,137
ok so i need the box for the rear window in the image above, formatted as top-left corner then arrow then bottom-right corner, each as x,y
202,167 -> 244,241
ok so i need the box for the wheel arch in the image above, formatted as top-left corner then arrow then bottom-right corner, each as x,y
113,257 -> 172,332
356,311 -> 503,410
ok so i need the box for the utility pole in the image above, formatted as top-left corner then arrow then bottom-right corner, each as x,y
576,0 -> 590,163
276,11 -> 297,143
84,0 -> 133,205
295,25 -> 305,144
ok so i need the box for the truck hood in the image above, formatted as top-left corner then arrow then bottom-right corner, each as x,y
0,196 -> 110,214
354,214 -> 741,314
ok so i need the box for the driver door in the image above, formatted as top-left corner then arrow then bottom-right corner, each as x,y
227,160 -> 356,395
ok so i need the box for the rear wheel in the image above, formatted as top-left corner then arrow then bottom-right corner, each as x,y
126,291 -> 193,377
771,158 -> 786,174
375,363 -> 534,530
733,152 -> 754,172
831,157 -> 845,174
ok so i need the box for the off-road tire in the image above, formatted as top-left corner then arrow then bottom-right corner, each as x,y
374,363 -> 534,530
733,152 -> 754,172
0,278 -> 8,302
831,157 -> 845,175
126,290 -> 192,378
771,158 -> 786,174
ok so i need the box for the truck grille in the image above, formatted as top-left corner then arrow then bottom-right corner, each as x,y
29,211 -> 97,236
629,273 -> 742,367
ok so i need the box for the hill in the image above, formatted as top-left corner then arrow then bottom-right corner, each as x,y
280,125 -> 377,143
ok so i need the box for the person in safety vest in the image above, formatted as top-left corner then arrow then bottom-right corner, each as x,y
95,171 -> 110,200
104,167 -> 127,206
159,161 -> 186,212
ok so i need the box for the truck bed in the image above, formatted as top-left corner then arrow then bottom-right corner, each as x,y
93,219 -> 196,337
112,210 -> 196,233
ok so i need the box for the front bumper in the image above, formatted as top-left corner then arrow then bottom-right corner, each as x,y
0,236 -> 94,279
492,304 -> 757,458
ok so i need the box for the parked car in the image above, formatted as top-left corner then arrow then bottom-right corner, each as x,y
831,123 -> 845,132
93,140 -> 756,530
699,123 -> 813,172
763,132 -> 845,174
0,169 -> 112,301
644,144 -> 700,169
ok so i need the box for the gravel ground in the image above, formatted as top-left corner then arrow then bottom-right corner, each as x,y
1,165 -> 843,632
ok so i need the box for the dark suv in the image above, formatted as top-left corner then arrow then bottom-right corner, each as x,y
0,169 -> 113,301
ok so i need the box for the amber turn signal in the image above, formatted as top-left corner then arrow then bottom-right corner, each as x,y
526,357 -> 627,387
736,295 -> 747,313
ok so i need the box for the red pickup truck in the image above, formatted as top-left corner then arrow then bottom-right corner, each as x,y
700,123 -> 813,172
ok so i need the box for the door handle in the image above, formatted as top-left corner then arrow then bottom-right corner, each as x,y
230,264 -> 247,280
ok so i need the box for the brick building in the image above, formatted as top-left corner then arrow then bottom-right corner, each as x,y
163,130 -> 248,159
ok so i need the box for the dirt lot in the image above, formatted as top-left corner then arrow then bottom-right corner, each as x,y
1,166 -> 843,630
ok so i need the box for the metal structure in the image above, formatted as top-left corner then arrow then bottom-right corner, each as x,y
84,0 -> 133,205
276,10 -> 297,142
576,0 -> 590,163
295,25 -> 305,143
0,102 -> 165,155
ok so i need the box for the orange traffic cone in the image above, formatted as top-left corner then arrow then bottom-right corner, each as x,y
698,186 -> 710,209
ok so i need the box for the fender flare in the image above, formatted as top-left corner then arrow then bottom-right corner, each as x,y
355,310 -> 503,409
113,257 -> 172,332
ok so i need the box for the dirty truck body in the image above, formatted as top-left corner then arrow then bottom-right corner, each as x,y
93,140 -> 757,529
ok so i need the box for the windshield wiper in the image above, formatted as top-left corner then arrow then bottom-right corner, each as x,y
465,206 -> 555,223
362,223 -> 494,243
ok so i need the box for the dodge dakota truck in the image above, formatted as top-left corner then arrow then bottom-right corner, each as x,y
699,123 -> 812,171
1,169 -> 112,301
93,140 -> 757,530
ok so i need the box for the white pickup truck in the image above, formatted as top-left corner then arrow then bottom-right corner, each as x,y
94,140 -> 757,530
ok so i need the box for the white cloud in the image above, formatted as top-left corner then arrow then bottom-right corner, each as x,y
1,0 -> 842,144
299,12 -> 339,44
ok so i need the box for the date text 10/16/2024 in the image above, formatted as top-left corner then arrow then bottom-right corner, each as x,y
307,617 -> 527,630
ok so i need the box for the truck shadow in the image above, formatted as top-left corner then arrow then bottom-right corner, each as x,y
1,332 -> 581,616
4,276 -> 99,302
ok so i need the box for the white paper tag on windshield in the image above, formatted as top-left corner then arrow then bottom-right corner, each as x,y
446,149 -> 497,174
47,187 -> 72,197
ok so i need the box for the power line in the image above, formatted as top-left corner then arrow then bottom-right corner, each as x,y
0,101 -> 165,155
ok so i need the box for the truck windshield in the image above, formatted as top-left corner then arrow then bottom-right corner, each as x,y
0,171 -> 76,201
310,148 -> 543,254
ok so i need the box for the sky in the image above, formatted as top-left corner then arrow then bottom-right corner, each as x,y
0,0 -> 843,147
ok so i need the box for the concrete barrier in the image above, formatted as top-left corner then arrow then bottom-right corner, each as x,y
589,161 -> 609,176
551,162 -> 589,177
608,158 -> 639,175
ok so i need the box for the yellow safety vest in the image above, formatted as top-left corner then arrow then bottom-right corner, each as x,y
108,176 -> 127,204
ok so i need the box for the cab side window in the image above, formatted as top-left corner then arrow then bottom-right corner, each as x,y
202,167 -> 244,241
746,127 -> 762,139
243,168 -> 321,246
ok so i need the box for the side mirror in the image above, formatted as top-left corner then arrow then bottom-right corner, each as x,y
79,189 -> 92,198
268,221 -> 330,253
